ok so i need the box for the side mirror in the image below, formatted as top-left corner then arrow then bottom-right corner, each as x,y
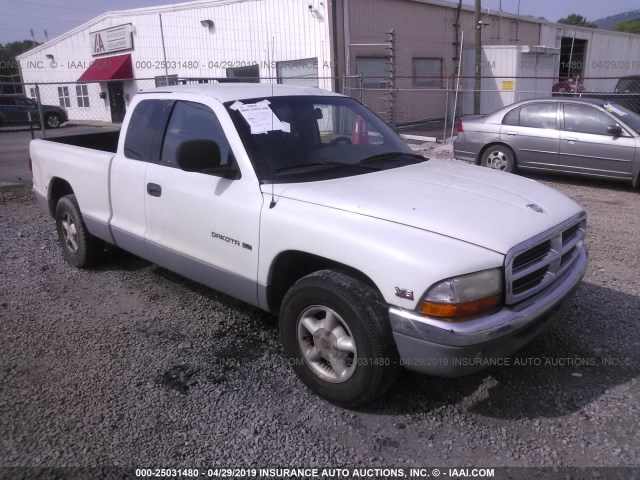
176,139 -> 240,179
607,125 -> 623,137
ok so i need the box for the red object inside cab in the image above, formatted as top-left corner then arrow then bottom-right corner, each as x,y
351,116 -> 368,144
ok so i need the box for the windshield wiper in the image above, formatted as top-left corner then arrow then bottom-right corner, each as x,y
274,161 -> 379,174
360,152 -> 427,164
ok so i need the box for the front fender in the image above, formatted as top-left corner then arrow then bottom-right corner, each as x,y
258,197 -> 504,310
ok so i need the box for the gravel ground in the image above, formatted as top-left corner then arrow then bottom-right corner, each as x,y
0,165 -> 639,474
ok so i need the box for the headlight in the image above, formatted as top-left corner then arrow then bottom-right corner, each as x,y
419,268 -> 502,320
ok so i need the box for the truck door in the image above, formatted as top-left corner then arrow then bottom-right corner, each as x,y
143,100 -> 263,306
110,99 -> 173,258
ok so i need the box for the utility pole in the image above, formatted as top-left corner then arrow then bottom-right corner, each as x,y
474,0 -> 482,114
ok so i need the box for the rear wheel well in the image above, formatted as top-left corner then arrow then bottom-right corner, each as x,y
478,142 -> 516,166
48,178 -> 74,217
266,251 -> 380,314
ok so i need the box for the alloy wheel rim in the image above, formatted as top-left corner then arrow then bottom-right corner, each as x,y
296,305 -> 357,383
61,212 -> 79,254
486,151 -> 509,170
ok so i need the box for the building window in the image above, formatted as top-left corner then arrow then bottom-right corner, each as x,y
58,86 -> 70,107
276,58 -> 318,87
155,75 -> 178,87
226,64 -> 259,83
355,57 -> 390,88
413,58 -> 443,87
76,84 -> 90,107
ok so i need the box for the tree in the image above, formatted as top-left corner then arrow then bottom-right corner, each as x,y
0,40 -> 40,93
613,18 -> 640,34
557,13 -> 597,28
0,40 -> 40,77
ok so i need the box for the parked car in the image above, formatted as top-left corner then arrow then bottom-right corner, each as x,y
31,84 -> 587,407
454,98 -> 640,188
552,77 -> 586,96
580,75 -> 640,114
0,94 -> 68,129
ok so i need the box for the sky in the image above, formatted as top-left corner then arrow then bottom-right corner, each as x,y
1,0 -> 639,45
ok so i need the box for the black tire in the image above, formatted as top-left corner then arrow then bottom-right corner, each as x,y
279,270 -> 401,408
55,194 -> 102,268
481,144 -> 516,173
45,113 -> 62,129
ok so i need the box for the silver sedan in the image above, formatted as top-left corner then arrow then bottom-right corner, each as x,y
453,98 -> 640,188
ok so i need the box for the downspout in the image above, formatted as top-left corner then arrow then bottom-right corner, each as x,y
343,0 -> 350,77
331,0 -> 340,92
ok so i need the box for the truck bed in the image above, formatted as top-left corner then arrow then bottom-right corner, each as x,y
46,130 -> 120,153
31,131 -> 118,232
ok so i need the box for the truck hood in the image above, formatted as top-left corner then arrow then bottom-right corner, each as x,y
267,159 -> 584,254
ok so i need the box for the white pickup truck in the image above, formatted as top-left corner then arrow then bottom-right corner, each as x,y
31,84 -> 588,407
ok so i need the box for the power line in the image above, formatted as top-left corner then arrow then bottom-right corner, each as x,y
0,0 -> 102,13
0,11 -> 92,22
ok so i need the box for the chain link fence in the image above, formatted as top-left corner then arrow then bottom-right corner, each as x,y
2,74 -> 639,197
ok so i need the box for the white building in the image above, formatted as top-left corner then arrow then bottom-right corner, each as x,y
16,0 -> 640,125
17,0 -> 332,123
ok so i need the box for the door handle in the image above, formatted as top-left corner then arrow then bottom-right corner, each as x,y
146,183 -> 162,197
505,131 -> 517,136
566,137 -> 578,143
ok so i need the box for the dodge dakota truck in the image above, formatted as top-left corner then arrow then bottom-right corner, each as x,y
31,83 -> 588,407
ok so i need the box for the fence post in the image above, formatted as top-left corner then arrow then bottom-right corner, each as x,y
443,77 -> 450,143
35,83 -> 46,138
387,29 -> 397,130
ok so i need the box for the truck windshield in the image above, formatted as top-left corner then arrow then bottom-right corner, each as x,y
225,95 -> 423,183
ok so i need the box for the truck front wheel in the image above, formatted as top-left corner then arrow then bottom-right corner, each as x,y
279,270 -> 400,408
55,195 -> 102,268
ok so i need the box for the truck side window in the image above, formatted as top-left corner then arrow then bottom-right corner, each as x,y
160,101 -> 232,167
124,99 -> 172,161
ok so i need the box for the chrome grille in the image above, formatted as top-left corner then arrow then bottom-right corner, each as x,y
505,214 -> 586,305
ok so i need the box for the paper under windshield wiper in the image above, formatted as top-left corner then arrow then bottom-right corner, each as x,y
360,152 -> 427,164
274,161 -> 379,173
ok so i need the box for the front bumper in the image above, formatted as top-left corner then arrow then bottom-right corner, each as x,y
389,245 -> 588,377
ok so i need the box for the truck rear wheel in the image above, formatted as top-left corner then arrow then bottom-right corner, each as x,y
279,270 -> 400,408
55,194 -> 102,268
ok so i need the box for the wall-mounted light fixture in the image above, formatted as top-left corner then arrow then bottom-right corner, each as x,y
308,2 -> 324,20
200,19 -> 215,33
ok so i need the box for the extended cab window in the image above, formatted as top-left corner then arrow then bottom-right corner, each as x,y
161,101 -> 232,166
124,99 -> 172,161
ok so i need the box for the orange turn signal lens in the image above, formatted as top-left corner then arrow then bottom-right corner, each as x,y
419,294 -> 500,320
